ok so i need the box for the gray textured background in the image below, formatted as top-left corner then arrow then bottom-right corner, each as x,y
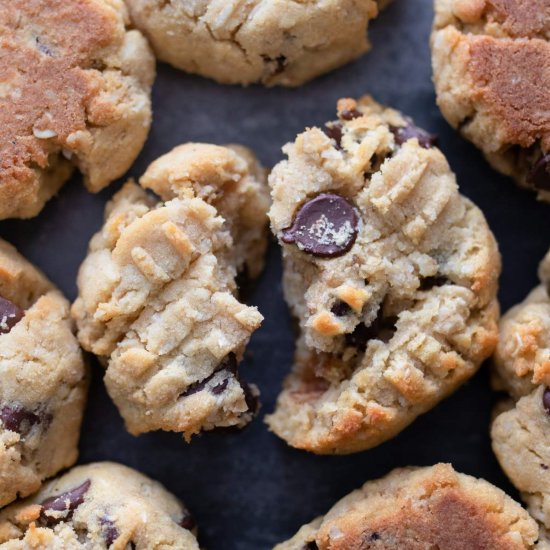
1,1 -> 549,548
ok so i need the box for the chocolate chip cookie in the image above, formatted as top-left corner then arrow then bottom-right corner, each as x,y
0,0 -> 155,220
274,463 -> 543,549
492,249 -> 550,540
72,143 -> 269,439
0,239 -> 88,507
266,97 -> 500,454
431,0 -> 550,200
0,462 -> 199,549
124,0 -> 383,86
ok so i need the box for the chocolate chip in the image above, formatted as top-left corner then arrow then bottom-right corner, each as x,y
178,509 -> 197,531
369,532 -> 381,541
541,463 -> 549,470
262,54 -> 287,75
543,387 -> 550,414
100,517 -> 119,546
331,301 -> 352,317
281,193 -> 359,258
391,119 -> 438,149
323,122 -> 343,149
0,406 -> 43,435
0,296 -> 24,334
527,154 -> 550,191
302,543 -> 318,550
181,354 -> 238,398
346,309 -> 397,350
419,275 -> 449,291
40,480 -> 91,526
212,378 -> 229,395
340,109 -> 362,121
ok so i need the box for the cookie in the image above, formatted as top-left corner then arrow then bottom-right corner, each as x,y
0,462 -> 199,549
491,249 -> 550,540
0,239 -> 88,507
124,0 -> 382,87
265,96 -> 500,454
72,143 -> 269,439
274,463 -> 542,550
0,0 -> 155,220
431,0 -> 550,201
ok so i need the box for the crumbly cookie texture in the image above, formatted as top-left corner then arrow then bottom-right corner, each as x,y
492,249 -> 550,541
0,0 -> 155,220
431,0 -> 550,200
72,143 -> 269,439
266,96 -> 500,454
0,239 -> 88,507
0,462 -> 199,549
274,464 -> 542,550
125,0 -> 380,87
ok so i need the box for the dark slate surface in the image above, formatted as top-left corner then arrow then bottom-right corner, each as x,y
1,1 -> 548,548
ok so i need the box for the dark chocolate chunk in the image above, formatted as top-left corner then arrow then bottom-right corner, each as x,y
178,509 -> 197,531
180,354 -> 238,398
543,387 -> 550,414
281,193 -> 359,258
391,119 -> 438,149
331,301 -> 352,317
323,122 -> 343,149
346,309 -> 397,350
0,406 -> 42,434
527,154 -> 550,191
340,108 -> 362,121
419,275 -> 449,291
0,296 -> 24,334
40,480 -> 91,526
100,517 -> 119,546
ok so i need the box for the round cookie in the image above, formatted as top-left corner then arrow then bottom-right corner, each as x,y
124,0 -> 382,87
72,143 -> 269,438
492,249 -> 550,541
0,239 -> 88,507
274,464 -> 542,550
0,462 -> 199,549
0,0 -> 155,220
431,0 -> 550,201
265,96 -> 500,454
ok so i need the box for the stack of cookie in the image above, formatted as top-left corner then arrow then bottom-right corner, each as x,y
0,0 -> 548,548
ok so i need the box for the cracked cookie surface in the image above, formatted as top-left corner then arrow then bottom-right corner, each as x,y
431,0 -> 550,200
492,249 -> 550,543
125,0 -> 381,86
72,143 -> 269,438
0,462 -> 199,549
0,0 -> 155,220
0,239 -> 88,507
265,97 -> 500,454
274,463 -> 542,550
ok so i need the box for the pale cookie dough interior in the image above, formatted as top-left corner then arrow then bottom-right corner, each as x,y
125,0 -> 382,87
274,463 -> 543,550
72,143 -> 269,439
492,249 -> 550,541
431,0 -> 550,200
0,0 -> 155,220
266,96 -> 500,454
0,462 -> 199,549
0,239 -> 88,507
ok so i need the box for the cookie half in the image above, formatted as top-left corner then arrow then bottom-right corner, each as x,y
125,0 -> 382,86
274,464 -> 542,549
0,462 -> 199,549
0,0 -> 155,219
72,143 -> 269,439
491,249 -> 550,542
431,0 -> 550,200
266,96 -> 500,454
0,239 -> 88,506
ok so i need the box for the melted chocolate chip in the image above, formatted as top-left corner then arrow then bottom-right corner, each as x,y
0,406 -> 43,434
281,193 -> 359,258
178,509 -> 197,531
212,378 -> 229,395
40,480 -> 91,526
323,122 -> 343,149
527,154 -> 550,191
100,517 -> 119,546
346,310 -> 397,350
391,120 -> 438,149
419,275 -> 449,291
331,300 -> 352,317
543,387 -> 550,414
0,296 -> 24,334
181,354 -> 238,398
340,108 -> 362,121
